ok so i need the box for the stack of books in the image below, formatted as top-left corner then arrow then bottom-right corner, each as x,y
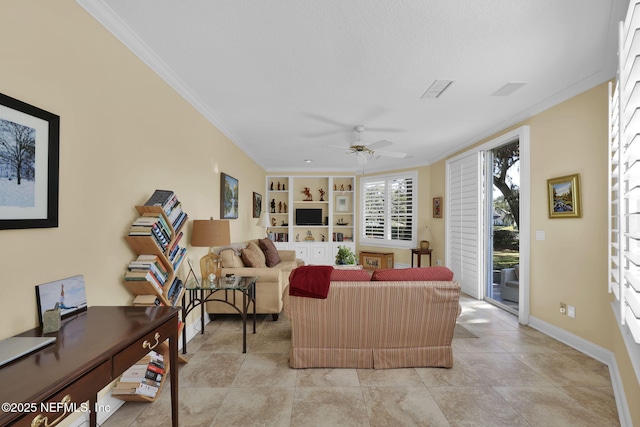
166,230 -> 186,271
128,213 -> 172,251
124,255 -> 168,295
144,190 -> 188,232
166,277 -> 184,307
112,350 -> 165,399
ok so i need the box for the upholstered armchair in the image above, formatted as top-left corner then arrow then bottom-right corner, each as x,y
499,265 -> 519,302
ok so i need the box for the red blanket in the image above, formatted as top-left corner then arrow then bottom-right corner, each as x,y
288,265 -> 334,299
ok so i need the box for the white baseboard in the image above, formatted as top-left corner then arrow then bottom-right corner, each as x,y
529,315 -> 632,427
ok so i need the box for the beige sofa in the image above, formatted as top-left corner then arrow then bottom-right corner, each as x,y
206,239 -> 302,320
283,267 -> 461,369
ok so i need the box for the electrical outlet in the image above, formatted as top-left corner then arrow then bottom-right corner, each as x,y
568,305 -> 576,318
436,259 -> 441,266
560,302 -> 567,315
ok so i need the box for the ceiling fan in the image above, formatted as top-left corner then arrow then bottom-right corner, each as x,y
329,125 -> 408,163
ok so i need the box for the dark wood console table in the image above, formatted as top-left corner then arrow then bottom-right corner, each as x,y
0,306 -> 180,427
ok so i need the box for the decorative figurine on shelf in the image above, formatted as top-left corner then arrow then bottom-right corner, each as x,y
305,230 -> 314,241
348,184 -> 352,191
278,181 -> 281,190
340,184 -> 345,191
302,187 -> 313,201
270,181 -> 274,190
296,233 -> 300,242
278,201 -> 282,213
319,188 -> 325,201
271,218 -> 276,226
282,183 -> 285,191
321,234 -> 326,242
334,184 -> 337,191
283,202 -> 287,213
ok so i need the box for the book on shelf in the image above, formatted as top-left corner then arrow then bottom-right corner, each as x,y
144,189 -> 175,210
167,278 -> 184,306
127,262 -> 167,285
123,271 -> 163,295
171,247 -> 187,270
133,295 -> 162,306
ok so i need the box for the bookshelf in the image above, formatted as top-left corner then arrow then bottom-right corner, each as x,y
265,176 -> 356,265
118,189 -> 188,402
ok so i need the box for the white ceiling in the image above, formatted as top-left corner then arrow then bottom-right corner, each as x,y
78,0 -> 629,173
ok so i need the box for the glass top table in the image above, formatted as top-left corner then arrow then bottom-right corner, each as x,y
182,276 -> 258,353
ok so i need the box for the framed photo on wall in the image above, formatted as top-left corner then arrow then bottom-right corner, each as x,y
433,197 -> 442,218
221,172 -> 239,219
0,92 -> 60,230
547,173 -> 581,218
253,192 -> 262,218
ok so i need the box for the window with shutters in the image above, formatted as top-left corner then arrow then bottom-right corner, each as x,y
360,171 -> 417,248
608,1 -> 640,381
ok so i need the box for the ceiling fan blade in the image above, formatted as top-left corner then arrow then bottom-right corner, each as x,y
328,144 -> 354,154
367,139 -> 394,150
375,150 -> 408,159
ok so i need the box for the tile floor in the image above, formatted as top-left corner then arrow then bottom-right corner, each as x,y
102,294 -> 620,426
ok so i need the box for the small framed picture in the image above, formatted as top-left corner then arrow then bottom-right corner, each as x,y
433,197 -> 442,218
221,173 -> 239,219
335,195 -> 349,212
547,173 -> 581,218
35,275 -> 88,326
252,192 -> 262,218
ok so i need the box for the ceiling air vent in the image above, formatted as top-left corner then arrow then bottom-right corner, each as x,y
421,80 -> 454,99
492,82 -> 527,96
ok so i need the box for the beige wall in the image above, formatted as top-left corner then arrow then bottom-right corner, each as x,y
429,83 -> 639,425
2,1 -> 638,424
0,1 -> 265,340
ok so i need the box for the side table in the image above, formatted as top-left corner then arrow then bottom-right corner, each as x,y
411,248 -> 433,267
182,276 -> 258,353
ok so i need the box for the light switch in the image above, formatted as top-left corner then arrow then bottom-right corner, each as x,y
536,230 -> 545,241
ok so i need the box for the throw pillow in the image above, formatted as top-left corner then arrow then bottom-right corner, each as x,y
371,266 -> 454,281
330,269 -> 372,281
247,241 -> 267,267
240,248 -> 261,268
514,264 -> 520,279
258,238 -> 282,267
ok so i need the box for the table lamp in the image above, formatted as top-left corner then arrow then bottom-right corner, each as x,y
255,212 -> 269,237
420,226 -> 433,250
191,219 -> 231,284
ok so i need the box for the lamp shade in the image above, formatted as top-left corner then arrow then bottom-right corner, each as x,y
256,212 -> 269,228
191,219 -> 231,247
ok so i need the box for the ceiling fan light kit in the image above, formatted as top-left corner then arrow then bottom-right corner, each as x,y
328,124 -> 408,164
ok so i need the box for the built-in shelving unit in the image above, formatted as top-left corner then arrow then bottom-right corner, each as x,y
266,176 -> 356,265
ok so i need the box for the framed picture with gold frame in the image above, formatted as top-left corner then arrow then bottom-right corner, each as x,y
547,173 -> 581,218
433,197 -> 442,218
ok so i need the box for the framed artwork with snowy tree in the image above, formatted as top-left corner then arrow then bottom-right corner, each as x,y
0,92 -> 59,230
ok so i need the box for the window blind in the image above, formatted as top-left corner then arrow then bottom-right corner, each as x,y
609,2 -> 640,346
361,172 -> 417,248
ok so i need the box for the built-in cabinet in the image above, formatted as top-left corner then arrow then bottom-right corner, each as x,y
266,175 -> 356,265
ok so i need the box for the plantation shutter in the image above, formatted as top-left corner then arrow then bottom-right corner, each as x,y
363,179 -> 386,240
361,172 -> 417,248
447,151 -> 482,298
609,4 -> 640,345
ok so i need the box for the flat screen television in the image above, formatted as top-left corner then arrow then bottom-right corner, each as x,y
295,208 -> 323,225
